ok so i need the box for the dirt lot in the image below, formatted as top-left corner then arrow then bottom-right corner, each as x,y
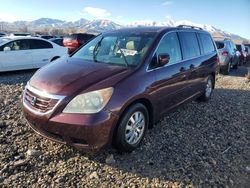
0,67 -> 250,187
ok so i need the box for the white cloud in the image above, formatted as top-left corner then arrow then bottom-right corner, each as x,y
0,13 -> 19,22
83,7 -> 111,18
162,1 -> 173,6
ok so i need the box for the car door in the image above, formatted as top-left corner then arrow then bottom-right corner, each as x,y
29,39 -> 54,68
148,32 -> 191,116
188,32 -> 216,94
0,39 -> 33,71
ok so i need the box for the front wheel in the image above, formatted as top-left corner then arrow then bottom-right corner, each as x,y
114,103 -> 149,152
197,75 -> 214,102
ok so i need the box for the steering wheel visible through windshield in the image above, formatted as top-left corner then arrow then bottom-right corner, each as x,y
72,32 -> 156,67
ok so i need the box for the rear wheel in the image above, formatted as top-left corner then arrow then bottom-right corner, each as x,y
197,75 -> 214,102
114,103 -> 149,152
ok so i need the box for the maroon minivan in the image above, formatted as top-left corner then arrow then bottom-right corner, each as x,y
23,26 -> 218,152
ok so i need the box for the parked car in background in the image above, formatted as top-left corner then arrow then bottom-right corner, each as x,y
23,26 -> 218,152
215,39 -> 239,74
63,33 -> 95,54
236,44 -> 247,65
245,46 -> 250,63
40,35 -> 55,40
49,38 -> 64,46
244,43 -> 250,50
0,37 -> 68,72
0,32 -> 6,37
9,33 -> 31,37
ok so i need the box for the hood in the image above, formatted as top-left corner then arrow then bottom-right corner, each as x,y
29,57 -> 131,96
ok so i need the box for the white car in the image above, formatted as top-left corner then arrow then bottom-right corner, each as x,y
0,37 -> 68,72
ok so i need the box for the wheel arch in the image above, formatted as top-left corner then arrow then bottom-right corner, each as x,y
111,97 -> 154,146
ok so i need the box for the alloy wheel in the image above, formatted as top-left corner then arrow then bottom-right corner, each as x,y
205,79 -> 213,98
125,111 -> 145,145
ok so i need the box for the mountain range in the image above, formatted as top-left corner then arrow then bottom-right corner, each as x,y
0,18 -> 248,42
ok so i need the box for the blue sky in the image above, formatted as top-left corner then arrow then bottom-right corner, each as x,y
0,0 -> 249,38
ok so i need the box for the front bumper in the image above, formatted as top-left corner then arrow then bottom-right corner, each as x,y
23,106 -> 118,152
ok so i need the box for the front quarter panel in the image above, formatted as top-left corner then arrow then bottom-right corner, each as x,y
106,68 -> 156,121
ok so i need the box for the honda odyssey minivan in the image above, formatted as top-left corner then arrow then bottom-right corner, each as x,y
23,26 -> 218,152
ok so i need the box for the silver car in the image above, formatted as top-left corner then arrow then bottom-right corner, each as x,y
215,39 -> 239,75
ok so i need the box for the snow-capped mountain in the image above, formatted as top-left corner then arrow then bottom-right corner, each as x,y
81,20 -> 122,32
127,19 -> 247,42
0,18 -> 248,41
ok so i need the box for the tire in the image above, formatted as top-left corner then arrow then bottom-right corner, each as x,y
197,75 -> 214,102
114,103 -> 149,152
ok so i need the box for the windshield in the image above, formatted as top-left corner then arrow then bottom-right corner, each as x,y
0,38 -> 11,45
72,32 -> 156,67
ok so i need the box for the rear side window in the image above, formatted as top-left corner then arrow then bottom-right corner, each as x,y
215,41 -> 224,49
178,32 -> 200,59
236,45 -> 242,51
198,33 -> 215,54
29,39 -> 53,49
154,32 -> 182,66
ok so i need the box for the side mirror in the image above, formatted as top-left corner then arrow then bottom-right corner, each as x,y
158,53 -> 170,67
3,46 -> 11,52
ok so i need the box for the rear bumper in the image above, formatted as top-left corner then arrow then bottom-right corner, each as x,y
23,106 -> 118,152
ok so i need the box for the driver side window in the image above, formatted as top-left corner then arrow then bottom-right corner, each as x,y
150,32 -> 182,69
2,40 -> 30,51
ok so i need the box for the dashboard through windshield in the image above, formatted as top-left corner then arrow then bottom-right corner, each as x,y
72,32 -> 156,67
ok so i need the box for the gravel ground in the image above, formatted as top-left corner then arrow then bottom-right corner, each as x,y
0,67 -> 250,187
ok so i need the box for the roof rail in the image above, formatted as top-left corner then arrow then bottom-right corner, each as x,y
177,25 -> 203,30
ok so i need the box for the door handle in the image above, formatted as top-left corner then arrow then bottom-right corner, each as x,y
179,67 -> 186,72
190,64 -> 195,69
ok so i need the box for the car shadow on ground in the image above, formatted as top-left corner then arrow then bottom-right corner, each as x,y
56,87 -> 250,187
227,65 -> 249,78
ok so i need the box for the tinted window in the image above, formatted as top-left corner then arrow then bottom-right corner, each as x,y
236,45 -> 242,51
198,33 -> 215,54
29,39 -> 53,49
215,41 -> 224,49
152,32 -> 182,67
179,32 -> 200,59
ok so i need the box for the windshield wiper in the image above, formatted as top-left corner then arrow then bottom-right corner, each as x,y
115,43 -> 129,67
93,36 -> 104,62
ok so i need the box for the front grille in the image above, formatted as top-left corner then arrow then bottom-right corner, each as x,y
24,88 -> 59,114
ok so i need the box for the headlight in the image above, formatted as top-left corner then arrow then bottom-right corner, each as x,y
63,87 -> 113,114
